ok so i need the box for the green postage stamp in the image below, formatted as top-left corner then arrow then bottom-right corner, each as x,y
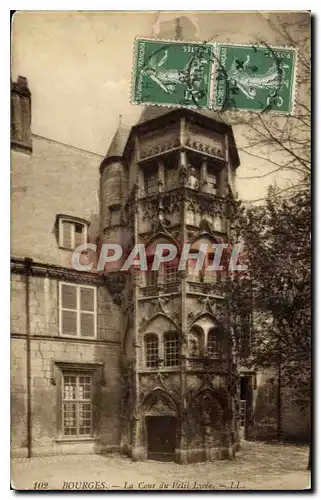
213,43 -> 296,113
131,38 -> 296,114
132,38 -> 214,108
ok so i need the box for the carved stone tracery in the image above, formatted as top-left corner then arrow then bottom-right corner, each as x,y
104,272 -> 126,305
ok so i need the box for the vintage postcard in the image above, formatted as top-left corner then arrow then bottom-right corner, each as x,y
10,10 -> 311,491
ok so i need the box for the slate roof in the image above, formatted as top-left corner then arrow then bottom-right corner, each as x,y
105,125 -> 131,158
136,106 -> 227,126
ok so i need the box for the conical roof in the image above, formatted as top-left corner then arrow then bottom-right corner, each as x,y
105,125 -> 131,158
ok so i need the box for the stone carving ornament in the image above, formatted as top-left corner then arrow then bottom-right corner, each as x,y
104,272 -> 126,305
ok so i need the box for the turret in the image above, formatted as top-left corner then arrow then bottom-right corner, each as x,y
99,125 -> 131,267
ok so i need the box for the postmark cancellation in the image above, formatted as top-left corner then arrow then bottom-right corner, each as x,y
132,38 -> 214,109
213,43 -> 297,114
132,38 -> 297,114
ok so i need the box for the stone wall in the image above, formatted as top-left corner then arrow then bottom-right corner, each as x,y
11,135 -> 102,266
11,273 -> 122,457
248,369 -> 310,443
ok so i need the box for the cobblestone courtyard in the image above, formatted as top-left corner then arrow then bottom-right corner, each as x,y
11,442 -> 311,491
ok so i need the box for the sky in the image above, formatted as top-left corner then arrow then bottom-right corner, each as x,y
11,10 -> 310,202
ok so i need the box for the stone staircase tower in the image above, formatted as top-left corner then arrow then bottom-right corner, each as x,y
99,106 -> 241,462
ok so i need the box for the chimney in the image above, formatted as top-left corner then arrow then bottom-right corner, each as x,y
11,75 -> 32,153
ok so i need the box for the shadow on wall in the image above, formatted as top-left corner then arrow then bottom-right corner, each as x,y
248,378 -> 278,442
248,378 -> 310,444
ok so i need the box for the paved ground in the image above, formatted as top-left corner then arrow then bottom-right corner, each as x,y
11,442 -> 311,491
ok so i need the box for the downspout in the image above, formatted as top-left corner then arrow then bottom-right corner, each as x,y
277,357 -> 282,441
24,257 -> 33,458
275,316 -> 281,442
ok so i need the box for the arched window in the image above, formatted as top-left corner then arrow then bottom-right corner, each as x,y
164,332 -> 180,367
207,328 -> 225,359
145,334 -> 159,368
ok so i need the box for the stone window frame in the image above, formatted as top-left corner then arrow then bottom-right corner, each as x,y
56,214 -> 90,251
52,361 -> 105,441
207,327 -> 226,359
163,259 -> 180,285
164,331 -> 180,367
140,158 -> 181,198
144,253 -> 180,288
144,333 -> 159,368
205,164 -> 218,194
187,246 -> 223,284
143,167 -> 159,196
59,282 -> 97,339
142,330 -> 180,370
61,371 -> 93,437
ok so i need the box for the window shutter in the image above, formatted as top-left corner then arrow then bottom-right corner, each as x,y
62,221 -> 73,248
80,287 -> 95,312
61,310 -> 77,335
61,284 -> 77,309
80,313 -> 95,337
60,284 -> 77,336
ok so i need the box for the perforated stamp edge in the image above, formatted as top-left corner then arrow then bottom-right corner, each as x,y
211,41 -> 298,116
130,36 -> 216,111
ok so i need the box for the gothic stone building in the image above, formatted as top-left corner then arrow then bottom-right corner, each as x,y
11,77 -> 309,461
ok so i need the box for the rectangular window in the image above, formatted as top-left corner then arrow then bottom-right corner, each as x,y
62,373 -> 92,436
144,170 -> 158,196
59,283 -> 96,338
62,221 -> 73,249
187,251 -> 203,282
164,260 -> 180,285
206,166 -> 218,193
203,252 -> 219,283
74,223 -> 85,247
165,166 -> 178,189
59,219 -> 87,250
164,333 -> 180,367
145,335 -> 159,368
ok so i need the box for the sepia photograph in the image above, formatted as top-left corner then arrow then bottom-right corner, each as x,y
10,9 -> 311,491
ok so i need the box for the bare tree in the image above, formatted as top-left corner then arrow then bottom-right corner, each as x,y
210,13 -> 311,198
